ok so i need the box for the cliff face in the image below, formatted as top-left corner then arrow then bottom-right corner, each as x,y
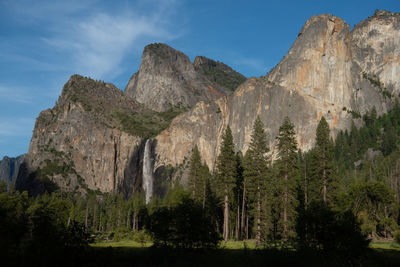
124,43 -> 245,112
154,11 -> 400,174
0,155 -> 24,187
18,11 -> 400,195
17,75 -> 147,195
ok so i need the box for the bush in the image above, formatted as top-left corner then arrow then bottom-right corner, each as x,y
147,195 -> 221,249
394,230 -> 400,245
297,201 -> 370,260
133,230 -> 152,246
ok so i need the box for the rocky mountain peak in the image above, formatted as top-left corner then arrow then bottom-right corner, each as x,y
193,56 -> 247,92
124,43 -> 245,112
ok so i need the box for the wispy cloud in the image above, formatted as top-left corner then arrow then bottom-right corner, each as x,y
4,0 -> 182,80
0,85 -> 33,104
43,11 -> 176,79
0,117 -> 35,137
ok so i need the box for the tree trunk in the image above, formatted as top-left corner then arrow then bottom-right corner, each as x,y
93,202 -> 97,231
202,182 -> 206,209
256,185 -> 261,246
322,149 -> 327,203
85,203 -> 89,229
236,197 -> 240,240
223,184 -> 229,241
246,214 -> 249,240
127,208 -> 131,228
99,212 -> 102,232
283,171 -> 288,240
241,184 -> 246,240
304,158 -> 308,210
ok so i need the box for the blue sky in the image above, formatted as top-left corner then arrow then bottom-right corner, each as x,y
0,0 -> 399,158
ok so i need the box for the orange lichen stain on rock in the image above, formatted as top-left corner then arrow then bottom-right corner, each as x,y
313,87 -> 320,91
207,85 -> 224,97
73,137 -> 81,145
295,61 -> 310,87
333,114 -> 338,127
383,53 -> 393,64
334,17 -> 344,32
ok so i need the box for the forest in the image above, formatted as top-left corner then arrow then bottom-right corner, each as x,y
1,104 -> 400,266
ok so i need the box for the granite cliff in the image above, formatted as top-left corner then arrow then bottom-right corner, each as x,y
125,43 -> 246,112
154,10 -> 400,172
17,10 -> 400,196
17,49 -> 245,196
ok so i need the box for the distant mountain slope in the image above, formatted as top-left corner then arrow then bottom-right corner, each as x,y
0,155 -> 24,188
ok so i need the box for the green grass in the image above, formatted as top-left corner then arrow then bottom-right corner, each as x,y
92,240 -> 258,250
370,241 -> 400,251
87,240 -> 400,267
92,240 -> 152,248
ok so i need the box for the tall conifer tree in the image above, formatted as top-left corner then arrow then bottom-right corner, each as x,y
188,145 -> 203,200
215,125 -> 236,241
275,116 -> 299,241
243,116 -> 269,246
310,116 -> 336,204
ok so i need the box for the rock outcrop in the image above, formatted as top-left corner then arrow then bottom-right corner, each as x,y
17,75 -> 148,196
0,155 -> 24,187
124,43 -> 245,112
17,10 -> 400,195
154,11 -> 400,175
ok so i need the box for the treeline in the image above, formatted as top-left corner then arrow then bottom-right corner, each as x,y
2,105 -> 400,258
186,106 -> 400,248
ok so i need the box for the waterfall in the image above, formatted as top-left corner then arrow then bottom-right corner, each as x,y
142,139 -> 153,204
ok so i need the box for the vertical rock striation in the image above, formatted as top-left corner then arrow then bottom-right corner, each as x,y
154,11 -> 400,181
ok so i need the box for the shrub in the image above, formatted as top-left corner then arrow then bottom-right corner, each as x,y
297,201 -> 370,259
147,195 -> 221,249
394,230 -> 400,245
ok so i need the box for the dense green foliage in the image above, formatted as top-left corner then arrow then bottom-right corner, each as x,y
215,126 -> 237,241
199,65 -> 247,92
0,191 -> 91,265
4,104 -> 400,264
147,192 -> 221,248
113,105 -> 186,138
243,116 -> 269,245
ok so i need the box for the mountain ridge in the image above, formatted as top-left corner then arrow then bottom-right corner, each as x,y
16,10 -> 400,197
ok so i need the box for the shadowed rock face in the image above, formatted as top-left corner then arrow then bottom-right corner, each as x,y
124,43 -> 245,112
0,155 -> 24,187
154,11 -> 400,176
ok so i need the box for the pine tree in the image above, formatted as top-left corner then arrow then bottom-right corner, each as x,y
310,117 -> 336,204
215,125 -> 237,241
275,116 -> 299,241
188,146 -> 203,200
243,116 -> 269,246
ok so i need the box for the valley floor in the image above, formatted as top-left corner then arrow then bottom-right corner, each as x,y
84,241 -> 400,267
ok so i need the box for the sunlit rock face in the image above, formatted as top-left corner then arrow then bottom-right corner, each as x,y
154,11 -> 400,178
17,75 -> 144,196
124,43 -> 245,112
18,11 -> 400,194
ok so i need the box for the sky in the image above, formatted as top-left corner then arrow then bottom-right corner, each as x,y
0,0 -> 399,158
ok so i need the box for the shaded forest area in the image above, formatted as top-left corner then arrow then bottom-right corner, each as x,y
2,104 -> 400,266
